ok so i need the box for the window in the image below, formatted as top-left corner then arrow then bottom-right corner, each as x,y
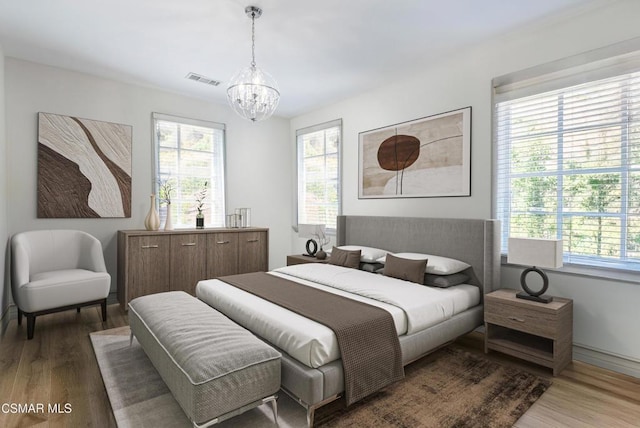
495,63 -> 640,271
153,113 -> 226,228
297,119 -> 342,232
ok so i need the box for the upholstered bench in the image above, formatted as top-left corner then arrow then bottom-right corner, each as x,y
128,291 -> 281,427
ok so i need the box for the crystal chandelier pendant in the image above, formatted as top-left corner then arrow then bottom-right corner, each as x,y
227,6 -> 280,122
227,64 -> 280,122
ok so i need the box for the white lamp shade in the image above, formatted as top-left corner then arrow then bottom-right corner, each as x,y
298,224 -> 325,239
508,237 -> 563,269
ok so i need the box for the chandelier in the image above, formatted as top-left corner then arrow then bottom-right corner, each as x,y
227,6 -> 280,122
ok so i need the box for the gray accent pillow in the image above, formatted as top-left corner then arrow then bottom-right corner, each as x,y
423,272 -> 470,288
360,262 -> 384,272
382,253 -> 427,284
328,246 -> 361,269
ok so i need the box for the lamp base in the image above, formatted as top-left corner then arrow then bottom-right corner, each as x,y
305,239 -> 318,257
516,291 -> 554,303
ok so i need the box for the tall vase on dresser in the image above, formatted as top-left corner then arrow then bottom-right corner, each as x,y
144,194 -> 160,231
164,203 -> 174,231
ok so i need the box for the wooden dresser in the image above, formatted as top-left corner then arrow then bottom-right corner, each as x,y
117,228 -> 268,310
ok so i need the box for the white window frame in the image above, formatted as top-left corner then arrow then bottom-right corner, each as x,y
296,119 -> 342,234
492,37 -> 640,274
152,112 -> 226,228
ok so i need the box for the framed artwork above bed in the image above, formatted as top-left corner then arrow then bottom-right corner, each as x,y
358,107 -> 471,199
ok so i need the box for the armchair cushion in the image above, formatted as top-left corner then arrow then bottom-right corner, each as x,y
23,269 -> 110,313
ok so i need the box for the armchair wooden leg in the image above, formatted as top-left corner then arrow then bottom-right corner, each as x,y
17,309 -> 22,326
77,308 -> 81,313
26,314 -> 36,340
101,299 -> 107,322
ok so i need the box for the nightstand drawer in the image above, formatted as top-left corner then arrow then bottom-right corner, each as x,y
485,298 -> 560,339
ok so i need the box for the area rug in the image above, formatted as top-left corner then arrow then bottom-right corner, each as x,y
91,327 -> 551,428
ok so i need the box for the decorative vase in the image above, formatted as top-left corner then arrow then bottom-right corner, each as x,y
164,203 -> 174,231
144,194 -> 160,231
196,211 -> 204,229
316,247 -> 327,260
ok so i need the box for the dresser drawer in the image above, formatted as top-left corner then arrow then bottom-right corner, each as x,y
485,298 -> 561,339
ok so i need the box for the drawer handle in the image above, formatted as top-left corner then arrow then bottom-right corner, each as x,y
217,240 -> 230,244
508,316 -> 525,323
181,243 -> 197,247
141,245 -> 159,249
247,239 -> 259,243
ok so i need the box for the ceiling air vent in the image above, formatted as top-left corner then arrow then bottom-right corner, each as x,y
185,72 -> 221,87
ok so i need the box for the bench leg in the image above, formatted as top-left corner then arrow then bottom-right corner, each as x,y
264,396 -> 278,424
306,407 -> 314,428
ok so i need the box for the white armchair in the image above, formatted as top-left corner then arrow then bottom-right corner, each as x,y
11,230 -> 111,339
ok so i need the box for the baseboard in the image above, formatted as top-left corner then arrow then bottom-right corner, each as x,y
107,291 -> 118,305
0,304 -> 15,335
573,344 -> 640,379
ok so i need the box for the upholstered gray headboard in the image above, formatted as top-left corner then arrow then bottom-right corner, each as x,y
336,215 -> 500,296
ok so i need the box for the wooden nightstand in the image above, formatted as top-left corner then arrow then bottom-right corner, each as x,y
484,289 -> 573,376
286,254 -> 329,266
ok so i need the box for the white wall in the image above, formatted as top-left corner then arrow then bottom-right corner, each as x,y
0,42 -> 8,325
290,0 -> 640,373
4,59 -> 292,297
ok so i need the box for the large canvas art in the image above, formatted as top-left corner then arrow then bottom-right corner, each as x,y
359,107 -> 471,198
37,112 -> 132,218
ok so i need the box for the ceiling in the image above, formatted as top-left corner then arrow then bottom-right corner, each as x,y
0,0 -> 599,118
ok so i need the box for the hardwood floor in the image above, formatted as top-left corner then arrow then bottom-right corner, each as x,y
0,305 -> 638,427
457,333 -> 640,428
0,304 -> 127,428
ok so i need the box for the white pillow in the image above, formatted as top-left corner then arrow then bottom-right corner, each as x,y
376,252 -> 470,275
329,245 -> 390,263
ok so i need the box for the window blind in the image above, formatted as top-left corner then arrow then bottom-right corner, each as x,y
296,119 -> 342,231
153,113 -> 226,228
495,68 -> 640,271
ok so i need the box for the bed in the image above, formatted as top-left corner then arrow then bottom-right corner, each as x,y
196,215 -> 500,425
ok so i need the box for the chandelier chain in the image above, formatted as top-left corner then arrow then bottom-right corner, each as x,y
251,11 -> 256,67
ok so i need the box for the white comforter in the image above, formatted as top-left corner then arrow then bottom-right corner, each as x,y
195,264 -> 479,368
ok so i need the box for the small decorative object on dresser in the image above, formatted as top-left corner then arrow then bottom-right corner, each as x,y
234,207 -> 252,227
158,177 -> 174,231
508,237 -> 563,303
194,181 -> 207,229
484,289 -> 573,376
144,194 -> 160,231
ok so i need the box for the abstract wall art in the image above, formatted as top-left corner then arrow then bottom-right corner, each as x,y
358,107 -> 471,199
37,112 -> 132,218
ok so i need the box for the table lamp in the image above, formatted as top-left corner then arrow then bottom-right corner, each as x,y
298,224 -> 326,257
507,237 -> 563,303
